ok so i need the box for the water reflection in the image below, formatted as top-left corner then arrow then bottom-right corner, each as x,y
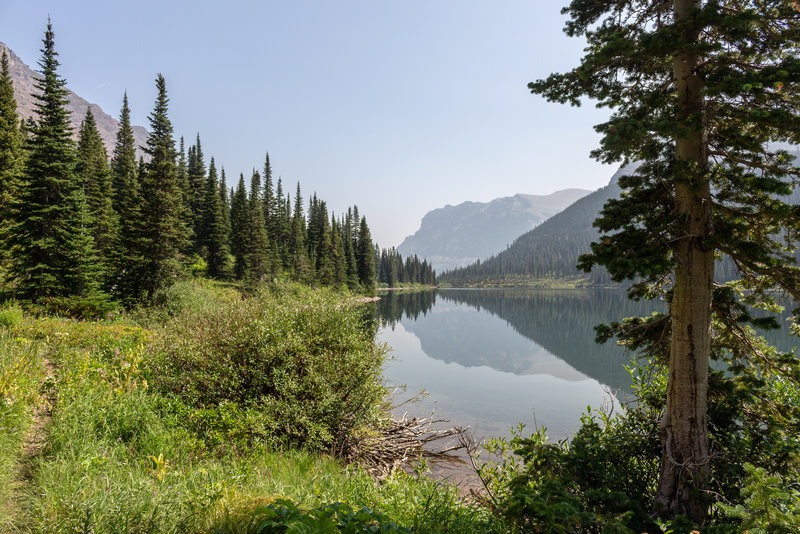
375,288 -> 798,440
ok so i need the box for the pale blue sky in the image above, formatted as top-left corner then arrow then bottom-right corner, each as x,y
1,1 -> 615,248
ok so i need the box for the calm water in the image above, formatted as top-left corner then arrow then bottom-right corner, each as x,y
375,288 -> 799,442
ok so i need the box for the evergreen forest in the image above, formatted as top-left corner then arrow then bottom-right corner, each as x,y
0,24 -> 433,312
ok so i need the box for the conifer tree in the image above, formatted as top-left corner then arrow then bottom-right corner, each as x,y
137,74 -> 189,299
203,157 -> 230,278
330,214 -> 347,287
356,216 -> 375,293
531,0 -> 800,521
187,134 -> 206,251
176,136 -> 194,247
343,210 -> 359,289
110,93 -> 143,301
263,151 -> 275,237
0,47 -> 23,274
219,167 -> 231,241
230,173 -> 249,279
245,170 -> 270,281
274,177 -> 289,268
77,108 -> 118,281
8,21 -> 102,301
290,182 -> 310,281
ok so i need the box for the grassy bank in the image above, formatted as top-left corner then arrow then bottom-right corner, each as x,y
0,281 -> 504,533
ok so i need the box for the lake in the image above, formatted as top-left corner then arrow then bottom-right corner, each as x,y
375,288 -> 799,443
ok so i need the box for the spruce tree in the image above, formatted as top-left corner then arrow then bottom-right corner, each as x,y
230,173 -> 249,279
274,177 -> 289,268
245,170 -> 270,281
76,107 -> 118,282
330,214 -> 347,287
203,157 -> 230,278
0,47 -> 23,275
9,21 -> 101,301
176,135 -> 194,248
110,93 -> 143,301
219,167 -> 231,242
343,210 -> 359,289
356,216 -> 375,293
289,182 -> 310,281
531,0 -> 800,521
137,74 -> 189,300
187,134 -> 206,251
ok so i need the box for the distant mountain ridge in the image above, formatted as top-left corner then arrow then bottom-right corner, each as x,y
439,157 -> 800,287
1,41 -> 149,157
438,164 -> 637,286
397,188 -> 590,272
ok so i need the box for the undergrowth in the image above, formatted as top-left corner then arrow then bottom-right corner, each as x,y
0,281 -> 502,533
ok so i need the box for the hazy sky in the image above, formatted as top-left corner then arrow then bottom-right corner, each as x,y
1,1 -> 617,248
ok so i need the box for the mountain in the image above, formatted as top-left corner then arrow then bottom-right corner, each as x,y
439,164 -> 637,286
440,156 -> 800,286
397,188 -> 590,272
1,41 -> 149,156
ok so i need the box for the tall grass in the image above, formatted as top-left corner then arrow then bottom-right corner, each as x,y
0,329 -> 46,531
3,283 -> 505,533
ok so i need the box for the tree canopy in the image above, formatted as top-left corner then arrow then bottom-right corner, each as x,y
531,0 -> 800,523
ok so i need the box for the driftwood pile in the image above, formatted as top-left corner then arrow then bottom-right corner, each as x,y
344,412 -> 470,479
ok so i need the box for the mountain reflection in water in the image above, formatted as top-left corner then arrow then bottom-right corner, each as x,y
375,288 -> 797,440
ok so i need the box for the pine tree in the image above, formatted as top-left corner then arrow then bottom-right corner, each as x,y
110,93 -> 143,301
531,0 -> 800,521
8,21 -> 102,301
263,151 -> 275,238
203,157 -> 230,278
274,177 -> 289,268
218,167 -> 231,241
356,216 -> 375,293
330,214 -> 347,287
0,47 -> 23,275
245,170 -> 270,281
343,210 -> 359,289
137,74 -> 189,300
289,182 -> 310,281
176,135 -> 194,248
187,134 -> 206,251
76,107 -> 118,282
230,173 -> 249,279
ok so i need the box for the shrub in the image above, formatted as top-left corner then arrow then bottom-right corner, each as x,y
0,303 -> 22,328
148,284 -> 387,451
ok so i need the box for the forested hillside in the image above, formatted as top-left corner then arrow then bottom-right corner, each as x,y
439,165 -> 634,286
397,189 -> 589,272
0,25 -> 405,308
441,158 -> 800,287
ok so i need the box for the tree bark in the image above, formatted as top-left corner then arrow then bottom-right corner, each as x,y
654,0 -> 714,523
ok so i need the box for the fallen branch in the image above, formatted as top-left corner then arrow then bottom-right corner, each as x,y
343,411 -> 470,480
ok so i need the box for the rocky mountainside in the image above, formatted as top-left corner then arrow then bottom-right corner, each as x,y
397,188 -> 590,272
1,41 -> 149,156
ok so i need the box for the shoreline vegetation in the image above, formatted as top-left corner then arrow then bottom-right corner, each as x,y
0,278 -> 504,533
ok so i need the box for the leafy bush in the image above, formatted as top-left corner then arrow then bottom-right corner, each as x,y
480,351 -> 800,532
245,499 -> 412,533
0,303 -> 22,328
38,294 -> 118,320
148,284 -> 387,450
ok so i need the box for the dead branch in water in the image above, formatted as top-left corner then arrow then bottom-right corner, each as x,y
342,411 -> 470,480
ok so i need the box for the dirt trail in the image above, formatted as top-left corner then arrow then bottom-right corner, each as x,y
18,355 -> 56,481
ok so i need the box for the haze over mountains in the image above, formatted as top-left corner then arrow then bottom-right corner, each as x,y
438,164 -> 634,286
397,189 -> 590,272
1,41 -> 149,156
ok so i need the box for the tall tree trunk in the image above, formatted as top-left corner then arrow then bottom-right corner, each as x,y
655,0 -> 714,523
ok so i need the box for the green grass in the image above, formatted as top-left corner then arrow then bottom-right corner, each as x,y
0,330 -> 47,531
1,282 -> 505,533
